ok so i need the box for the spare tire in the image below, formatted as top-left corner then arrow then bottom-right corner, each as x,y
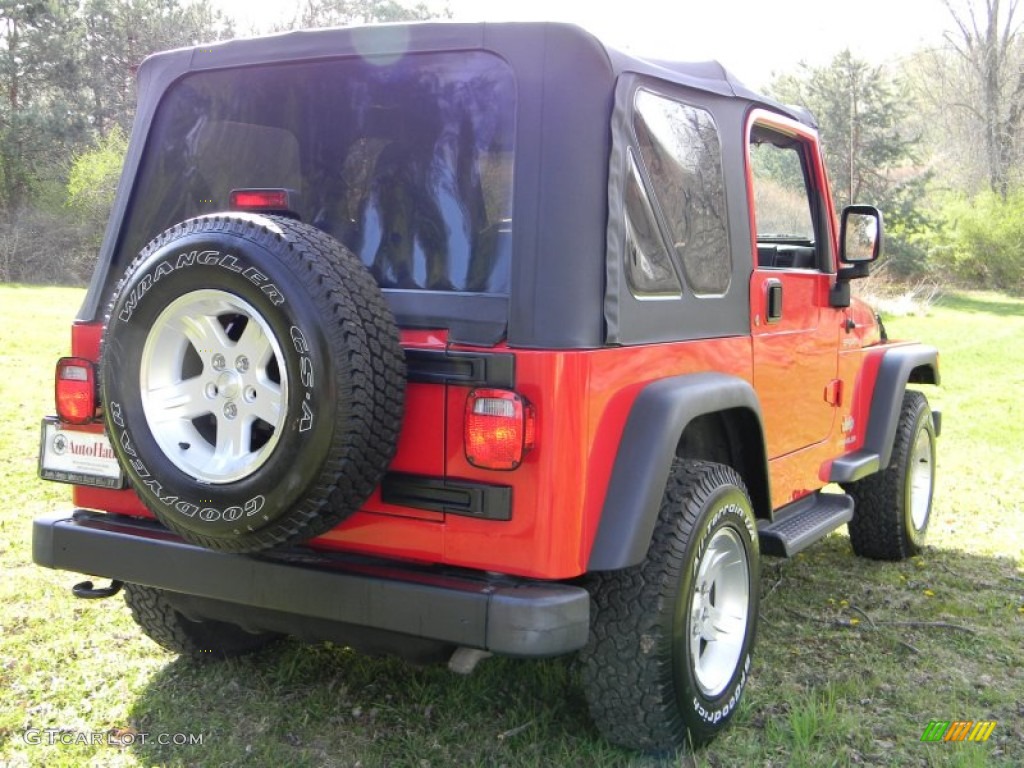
101,214 -> 405,552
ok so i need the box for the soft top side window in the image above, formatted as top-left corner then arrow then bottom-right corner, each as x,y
631,90 -> 731,297
623,148 -> 683,298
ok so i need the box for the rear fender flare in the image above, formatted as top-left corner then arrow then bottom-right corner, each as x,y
587,373 -> 767,571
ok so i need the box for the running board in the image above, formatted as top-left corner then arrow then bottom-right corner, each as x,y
758,492 -> 854,558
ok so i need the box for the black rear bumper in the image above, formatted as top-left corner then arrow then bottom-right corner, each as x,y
33,511 -> 590,657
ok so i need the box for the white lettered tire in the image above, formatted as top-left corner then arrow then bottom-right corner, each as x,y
102,214 -> 404,552
581,459 -> 760,751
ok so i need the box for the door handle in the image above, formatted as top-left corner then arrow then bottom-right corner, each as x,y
765,279 -> 783,323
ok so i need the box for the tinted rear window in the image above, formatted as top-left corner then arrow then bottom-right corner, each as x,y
119,52 -> 516,294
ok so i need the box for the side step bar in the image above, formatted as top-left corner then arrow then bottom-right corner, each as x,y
758,492 -> 854,558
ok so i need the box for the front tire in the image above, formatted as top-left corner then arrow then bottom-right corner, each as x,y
843,390 -> 936,560
581,460 -> 760,752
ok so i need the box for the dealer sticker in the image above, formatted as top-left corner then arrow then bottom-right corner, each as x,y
39,419 -> 124,489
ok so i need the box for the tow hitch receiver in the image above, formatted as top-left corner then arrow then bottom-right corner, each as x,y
72,579 -> 124,599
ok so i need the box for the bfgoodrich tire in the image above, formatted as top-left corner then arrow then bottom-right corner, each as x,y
581,460 -> 760,752
101,214 -> 404,552
123,583 -> 280,660
843,390 -> 936,560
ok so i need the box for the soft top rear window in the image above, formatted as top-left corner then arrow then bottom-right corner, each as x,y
119,51 -> 516,294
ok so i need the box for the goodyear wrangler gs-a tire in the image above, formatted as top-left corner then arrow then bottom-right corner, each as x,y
581,460 -> 760,752
101,214 -> 405,553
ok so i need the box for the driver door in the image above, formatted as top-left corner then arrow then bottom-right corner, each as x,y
748,115 -> 842,459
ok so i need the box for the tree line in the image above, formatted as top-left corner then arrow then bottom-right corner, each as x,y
0,0 -> 433,282
1,0 -> 1022,290
1,0 -> 235,281
770,0 -> 1023,290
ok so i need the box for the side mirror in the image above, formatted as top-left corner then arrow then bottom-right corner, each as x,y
840,205 -> 883,266
831,205 -> 883,308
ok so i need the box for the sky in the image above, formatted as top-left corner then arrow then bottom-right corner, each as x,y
214,0 -> 961,88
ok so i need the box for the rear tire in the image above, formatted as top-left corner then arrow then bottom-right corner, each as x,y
843,390 -> 936,561
124,583 -> 280,661
581,460 -> 760,752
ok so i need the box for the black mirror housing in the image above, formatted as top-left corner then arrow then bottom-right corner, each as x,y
831,205 -> 883,308
839,205 -> 883,266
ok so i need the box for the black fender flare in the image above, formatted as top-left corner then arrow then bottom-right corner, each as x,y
587,372 -> 768,571
830,344 -> 940,483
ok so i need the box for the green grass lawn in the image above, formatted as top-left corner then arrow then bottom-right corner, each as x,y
1,285 -> 1021,768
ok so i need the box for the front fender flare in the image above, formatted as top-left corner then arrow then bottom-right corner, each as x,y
587,372 -> 766,571
830,344 -> 940,483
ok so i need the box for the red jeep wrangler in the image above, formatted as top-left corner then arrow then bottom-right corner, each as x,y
35,22 -> 940,752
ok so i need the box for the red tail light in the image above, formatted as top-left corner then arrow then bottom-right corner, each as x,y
55,357 -> 97,424
465,389 -> 535,470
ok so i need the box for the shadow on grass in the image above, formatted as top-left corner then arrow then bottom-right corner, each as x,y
122,537 -> 1022,768
936,292 -> 1024,317
125,641 -> 640,768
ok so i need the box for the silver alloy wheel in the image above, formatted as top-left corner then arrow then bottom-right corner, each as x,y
139,290 -> 288,484
689,525 -> 750,698
908,426 -> 934,531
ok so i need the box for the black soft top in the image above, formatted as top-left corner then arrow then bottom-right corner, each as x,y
84,22 -> 808,347
136,22 -> 804,122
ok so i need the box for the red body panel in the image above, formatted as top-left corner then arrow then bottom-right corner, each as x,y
70,310 -> 894,576
65,311 -> 895,579
69,319 -> 758,579
319,336 -> 753,579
